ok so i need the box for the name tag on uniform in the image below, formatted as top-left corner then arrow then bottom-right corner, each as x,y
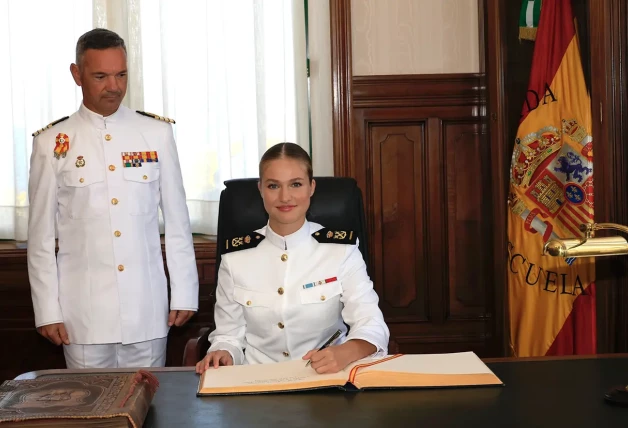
302,277 -> 337,289
122,151 -> 159,167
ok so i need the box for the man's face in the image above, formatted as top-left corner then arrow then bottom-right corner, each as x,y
70,47 -> 128,116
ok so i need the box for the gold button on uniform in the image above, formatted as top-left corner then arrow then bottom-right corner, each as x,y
278,322 -> 284,329
114,230 -> 121,237
283,352 -> 289,357
117,265 -> 124,272
111,198 -> 118,205
281,254 -> 288,262
109,165 -> 116,171
320,295 -> 326,301
143,175 -> 148,180
79,178 -> 84,183
105,134 -> 112,141
246,300 -> 252,306
278,287 -> 284,295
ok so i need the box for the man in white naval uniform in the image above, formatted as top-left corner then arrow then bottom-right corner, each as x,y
27,28 -> 198,368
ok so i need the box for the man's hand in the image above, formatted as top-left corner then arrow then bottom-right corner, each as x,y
37,322 -> 70,346
168,310 -> 195,327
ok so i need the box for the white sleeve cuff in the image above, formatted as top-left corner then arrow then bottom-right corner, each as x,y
346,332 -> 389,357
35,319 -> 64,328
33,306 -> 64,329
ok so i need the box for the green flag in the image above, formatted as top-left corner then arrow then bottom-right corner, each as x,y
519,0 -> 542,41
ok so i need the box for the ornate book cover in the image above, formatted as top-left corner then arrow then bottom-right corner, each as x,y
0,370 -> 159,427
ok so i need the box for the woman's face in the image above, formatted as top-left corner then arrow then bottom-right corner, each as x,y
259,157 -> 315,236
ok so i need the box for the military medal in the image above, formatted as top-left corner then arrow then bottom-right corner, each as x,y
121,151 -> 159,167
75,155 -> 85,168
303,277 -> 338,289
54,133 -> 69,159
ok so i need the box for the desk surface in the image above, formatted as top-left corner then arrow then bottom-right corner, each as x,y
15,355 -> 628,427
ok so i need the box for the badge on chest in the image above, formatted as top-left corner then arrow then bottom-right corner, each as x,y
54,133 -> 70,159
122,151 -> 159,168
302,277 -> 338,289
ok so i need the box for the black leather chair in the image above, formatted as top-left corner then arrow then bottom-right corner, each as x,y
215,177 -> 370,281
181,177 -> 396,366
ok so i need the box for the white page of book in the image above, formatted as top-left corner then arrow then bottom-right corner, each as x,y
201,359 -> 347,388
362,352 -> 495,375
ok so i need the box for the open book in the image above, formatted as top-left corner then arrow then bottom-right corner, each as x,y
197,351 -> 503,396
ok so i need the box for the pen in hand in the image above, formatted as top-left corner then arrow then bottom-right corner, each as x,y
305,329 -> 343,367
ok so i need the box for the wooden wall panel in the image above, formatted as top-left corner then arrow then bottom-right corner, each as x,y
371,124 -> 428,320
588,0 -> 628,353
0,240 -> 216,381
0,248 -> 65,382
330,0 -> 353,177
353,74 -> 495,356
444,122 -> 490,320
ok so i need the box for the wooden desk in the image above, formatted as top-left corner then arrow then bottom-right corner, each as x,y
15,355 -> 628,427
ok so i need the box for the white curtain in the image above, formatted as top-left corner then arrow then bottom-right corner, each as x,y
0,0 -> 92,241
0,0 -> 308,239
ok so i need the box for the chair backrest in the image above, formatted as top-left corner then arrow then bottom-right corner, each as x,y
215,177 -> 370,282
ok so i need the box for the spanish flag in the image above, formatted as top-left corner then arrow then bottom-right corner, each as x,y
507,0 -> 596,357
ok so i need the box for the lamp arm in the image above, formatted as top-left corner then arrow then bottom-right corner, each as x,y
581,222 -> 628,238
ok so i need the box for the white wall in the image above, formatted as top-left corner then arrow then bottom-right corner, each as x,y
351,0 -> 480,75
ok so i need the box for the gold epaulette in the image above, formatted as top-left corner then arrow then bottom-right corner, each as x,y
136,110 -> 176,124
223,233 -> 265,254
312,228 -> 357,245
32,116 -> 70,137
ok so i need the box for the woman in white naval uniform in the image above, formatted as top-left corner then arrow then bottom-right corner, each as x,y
196,143 -> 389,374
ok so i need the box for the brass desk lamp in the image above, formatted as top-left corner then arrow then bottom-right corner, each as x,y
543,223 -> 628,258
543,222 -> 628,406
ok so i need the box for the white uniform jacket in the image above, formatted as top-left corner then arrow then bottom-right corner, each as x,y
27,103 -> 199,345
207,220 -> 390,365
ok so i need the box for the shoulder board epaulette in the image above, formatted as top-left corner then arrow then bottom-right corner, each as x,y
312,228 -> 357,245
32,116 -> 70,137
136,110 -> 176,124
223,232 -> 265,254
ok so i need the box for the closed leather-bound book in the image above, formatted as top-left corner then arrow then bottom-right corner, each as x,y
0,370 -> 159,427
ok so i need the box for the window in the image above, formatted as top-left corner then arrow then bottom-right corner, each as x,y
0,0 -> 308,239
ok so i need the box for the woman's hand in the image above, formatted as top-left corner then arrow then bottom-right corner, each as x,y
302,339 -> 376,374
196,350 -> 234,374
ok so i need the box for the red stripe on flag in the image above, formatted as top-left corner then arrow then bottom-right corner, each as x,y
559,208 -> 582,232
558,211 -> 583,237
565,204 -> 588,225
581,204 -> 595,220
520,1 -> 576,124
576,203 -> 593,219
546,283 -> 596,355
